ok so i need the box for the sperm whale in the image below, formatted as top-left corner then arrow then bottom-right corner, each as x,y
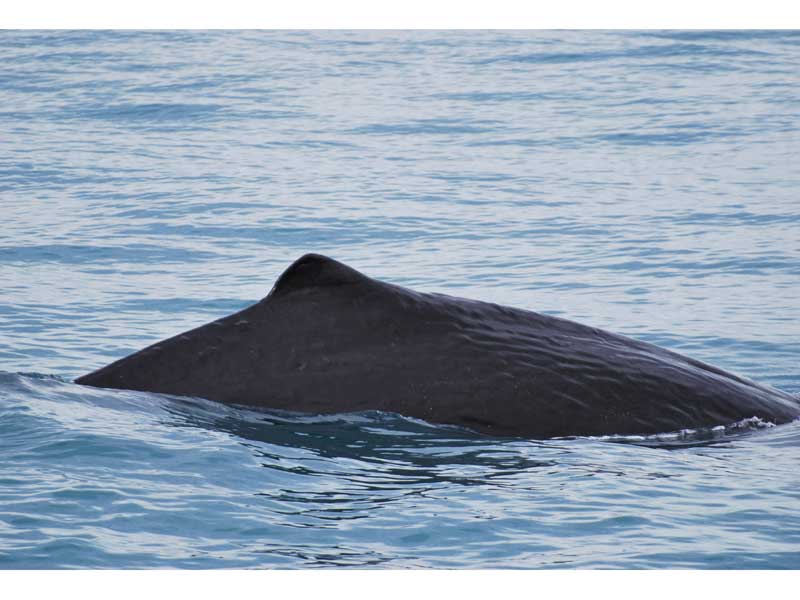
76,254 -> 800,438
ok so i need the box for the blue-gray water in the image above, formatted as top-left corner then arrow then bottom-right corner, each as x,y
1,30 -> 799,569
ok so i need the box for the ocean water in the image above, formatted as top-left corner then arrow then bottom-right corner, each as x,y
0,30 -> 799,569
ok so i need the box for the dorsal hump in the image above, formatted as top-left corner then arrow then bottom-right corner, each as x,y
267,254 -> 372,299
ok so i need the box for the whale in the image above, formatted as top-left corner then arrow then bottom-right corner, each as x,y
75,253 -> 800,438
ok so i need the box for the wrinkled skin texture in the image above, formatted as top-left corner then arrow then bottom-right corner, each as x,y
76,254 -> 800,438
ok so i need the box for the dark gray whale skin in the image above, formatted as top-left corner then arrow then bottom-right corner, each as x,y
76,254 -> 800,438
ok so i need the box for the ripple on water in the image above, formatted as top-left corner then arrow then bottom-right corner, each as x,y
1,373 -> 799,568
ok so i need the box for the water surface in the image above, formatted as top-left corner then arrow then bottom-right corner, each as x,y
1,30 -> 799,568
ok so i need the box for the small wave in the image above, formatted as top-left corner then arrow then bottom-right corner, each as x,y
350,120 -> 498,136
474,43 -> 772,66
68,102 -> 224,123
13,372 -> 67,382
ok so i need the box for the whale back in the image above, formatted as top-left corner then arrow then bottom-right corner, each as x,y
76,254 -> 800,438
